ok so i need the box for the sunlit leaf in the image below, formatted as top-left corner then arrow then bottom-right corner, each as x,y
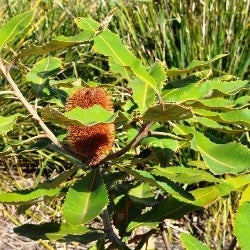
239,185 -> 250,205
128,183 -> 155,206
0,114 -> 19,134
118,166 -> 194,201
173,125 -> 250,174
162,80 -> 248,102
235,202 -> 250,250
62,170 -> 109,225
0,187 -> 62,204
26,56 -> 62,85
75,17 -> 160,111
127,174 -> 250,231
0,10 -> 33,49
142,137 -> 178,151
42,105 -> 117,127
65,105 -> 117,125
165,54 -> 228,76
18,30 -> 94,57
152,166 -> 221,184
142,103 -> 193,121
180,233 -> 211,250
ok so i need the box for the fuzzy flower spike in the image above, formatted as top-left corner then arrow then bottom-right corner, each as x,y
66,87 -> 115,166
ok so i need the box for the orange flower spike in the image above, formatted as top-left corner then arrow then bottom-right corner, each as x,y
66,87 -> 115,166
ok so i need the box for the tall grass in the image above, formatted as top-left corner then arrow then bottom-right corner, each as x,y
0,0 -> 249,249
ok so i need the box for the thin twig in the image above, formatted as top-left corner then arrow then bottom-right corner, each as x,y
0,90 -> 15,95
0,59 -> 63,149
98,121 -> 154,165
149,130 -> 187,141
101,208 -> 128,248
159,222 -> 171,250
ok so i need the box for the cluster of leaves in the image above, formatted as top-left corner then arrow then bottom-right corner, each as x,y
0,10 -> 250,250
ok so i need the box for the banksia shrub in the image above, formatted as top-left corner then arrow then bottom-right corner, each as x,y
66,87 -> 115,166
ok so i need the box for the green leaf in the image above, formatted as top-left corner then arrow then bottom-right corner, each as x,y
76,17 -> 160,111
14,222 -> 103,243
174,125 -> 250,174
149,62 -> 167,89
42,106 -> 74,126
180,233 -> 211,250
26,56 -> 62,85
18,30 -> 94,57
62,170 -> 109,225
165,54 -> 228,76
42,105 -> 117,127
162,80 -> 248,102
188,116 -> 228,131
152,166 -> 221,184
234,202 -> 250,250
118,166 -> 194,201
193,108 -> 250,127
65,105 -> 117,125
0,114 -> 19,134
142,137 -> 178,151
142,103 -> 193,121
239,185 -> 250,205
0,10 -> 33,49
128,183 -> 155,206
191,98 -> 236,109
128,78 -> 156,111
0,187 -> 62,204
127,174 -> 250,231
39,167 -> 79,189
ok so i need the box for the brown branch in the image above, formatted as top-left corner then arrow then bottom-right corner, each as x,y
101,209 -> 128,248
98,121 -> 154,165
0,58 -> 63,148
159,222 -> 171,250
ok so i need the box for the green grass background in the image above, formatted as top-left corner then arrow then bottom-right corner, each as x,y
0,0 -> 249,249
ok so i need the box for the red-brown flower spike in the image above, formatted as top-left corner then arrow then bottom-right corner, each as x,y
66,87 -> 115,166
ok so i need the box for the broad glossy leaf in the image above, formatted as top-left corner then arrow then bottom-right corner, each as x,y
142,103 -> 193,121
128,78 -> 156,111
0,187 -> 61,204
128,183 -> 155,206
0,114 -> 19,134
234,202 -> 250,250
193,108 -> 250,126
18,30 -> 94,57
14,222 -> 103,242
0,10 -> 33,49
76,18 -> 160,111
239,185 -> 250,205
142,137 -> 178,151
118,166 -> 194,201
62,170 -> 109,225
188,116 -> 229,131
165,54 -> 228,76
65,105 -> 117,125
191,97 -> 235,109
174,125 -> 250,174
26,56 -> 62,85
152,166 -> 221,184
127,174 -> 250,231
162,80 -> 248,102
42,106 -> 75,126
42,105 -> 117,127
149,62 -> 167,89
180,233 -> 211,250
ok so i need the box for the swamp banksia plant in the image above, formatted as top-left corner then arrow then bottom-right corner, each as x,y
66,87 -> 115,166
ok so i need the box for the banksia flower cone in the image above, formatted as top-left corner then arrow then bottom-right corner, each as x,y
66,87 -> 115,166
